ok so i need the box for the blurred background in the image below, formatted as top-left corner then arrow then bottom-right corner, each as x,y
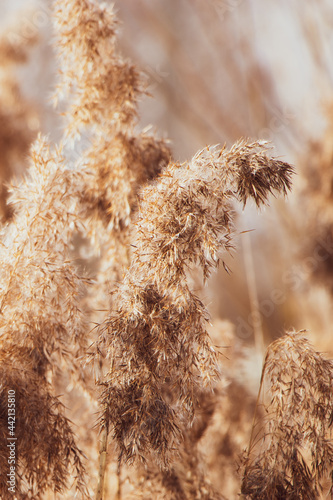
1,0 -> 333,363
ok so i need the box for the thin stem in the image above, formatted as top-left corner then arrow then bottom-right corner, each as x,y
116,461 -> 122,500
243,231 -> 265,356
244,350 -> 268,467
95,421 -> 109,500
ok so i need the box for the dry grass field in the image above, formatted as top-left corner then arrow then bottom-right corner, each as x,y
0,0 -> 332,498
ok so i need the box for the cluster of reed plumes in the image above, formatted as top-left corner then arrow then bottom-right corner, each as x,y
0,0 -> 332,499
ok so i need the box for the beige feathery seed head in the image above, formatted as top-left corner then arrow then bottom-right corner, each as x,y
3,136 -> 87,368
81,132 -> 171,231
129,399 -> 228,500
0,135 -> 91,497
53,0 -> 171,302
0,365 -> 88,498
96,139 -> 293,467
79,131 -> 171,302
53,0 -> 146,137
242,331 -> 333,499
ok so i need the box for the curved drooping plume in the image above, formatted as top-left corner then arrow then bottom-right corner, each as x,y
242,331 -> 333,499
97,140 -> 294,465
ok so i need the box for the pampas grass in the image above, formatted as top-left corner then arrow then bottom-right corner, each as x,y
2,0 -> 333,499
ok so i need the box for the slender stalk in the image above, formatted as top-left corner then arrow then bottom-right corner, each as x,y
243,231 -> 265,356
95,422 -> 109,500
244,351 -> 267,466
116,461 -> 122,500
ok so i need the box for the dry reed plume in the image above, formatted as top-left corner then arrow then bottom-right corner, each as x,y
242,331 -> 333,499
54,0 -> 170,294
0,137 -> 89,497
96,140 -> 293,468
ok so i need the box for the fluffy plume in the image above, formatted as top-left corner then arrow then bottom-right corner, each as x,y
0,366 -> 87,498
242,331 -> 333,499
0,136 -> 89,497
53,0 -> 171,294
53,0 -> 142,136
97,140 -> 293,466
